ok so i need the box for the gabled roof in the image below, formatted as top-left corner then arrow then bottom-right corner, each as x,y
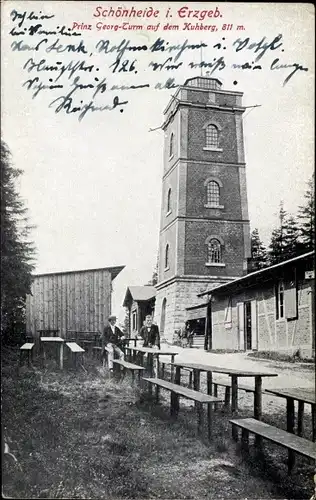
33,265 -> 125,281
123,286 -> 157,306
198,251 -> 315,298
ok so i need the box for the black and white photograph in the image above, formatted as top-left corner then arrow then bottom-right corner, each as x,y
1,1 -> 315,498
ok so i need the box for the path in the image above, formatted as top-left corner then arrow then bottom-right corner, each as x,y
158,343 -> 315,414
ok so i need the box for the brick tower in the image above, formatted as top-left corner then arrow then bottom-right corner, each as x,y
154,77 -> 251,342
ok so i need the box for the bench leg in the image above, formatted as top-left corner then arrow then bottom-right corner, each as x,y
155,385 -> 160,403
196,402 -> 204,436
207,403 -> 212,441
241,428 -> 249,453
170,392 -> 179,418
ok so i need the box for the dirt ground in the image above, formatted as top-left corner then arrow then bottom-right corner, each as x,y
2,345 -> 315,499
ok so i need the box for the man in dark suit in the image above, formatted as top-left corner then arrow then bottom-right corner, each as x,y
100,315 -> 125,370
139,315 -> 161,349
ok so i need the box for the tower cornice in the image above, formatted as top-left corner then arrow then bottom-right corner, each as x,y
162,101 -> 245,130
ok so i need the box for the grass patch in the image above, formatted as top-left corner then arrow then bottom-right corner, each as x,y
2,347 -> 315,499
248,350 -> 314,364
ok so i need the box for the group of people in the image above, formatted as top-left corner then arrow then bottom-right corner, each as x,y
178,323 -> 194,348
100,314 -> 160,370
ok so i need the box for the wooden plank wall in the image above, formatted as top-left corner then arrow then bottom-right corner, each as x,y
26,269 -> 112,337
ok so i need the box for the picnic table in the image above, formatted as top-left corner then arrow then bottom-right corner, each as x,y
173,361 -> 278,434
40,337 -> 65,369
264,387 -> 316,471
265,387 -> 316,441
125,346 -> 179,378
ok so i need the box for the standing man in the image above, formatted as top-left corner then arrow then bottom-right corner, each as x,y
100,315 -> 125,371
139,315 -> 161,349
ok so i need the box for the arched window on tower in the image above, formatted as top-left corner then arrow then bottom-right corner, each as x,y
205,125 -> 219,148
167,188 -> 172,213
169,133 -> 174,158
165,244 -> 170,269
207,238 -> 222,264
206,181 -> 220,206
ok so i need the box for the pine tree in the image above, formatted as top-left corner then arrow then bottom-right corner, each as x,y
146,254 -> 158,286
1,140 -> 36,344
297,174 -> 315,252
250,228 -> 268,271
268,202 -> 301,265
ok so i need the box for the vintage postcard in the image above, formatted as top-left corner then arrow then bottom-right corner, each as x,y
1,1 -> 315,499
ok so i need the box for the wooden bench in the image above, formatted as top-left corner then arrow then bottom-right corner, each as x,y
19,343 -> 35,367
143,377 -> 223,439
112,359 -> 145,384
66,342 -> 85,369
230,417 -> 316,473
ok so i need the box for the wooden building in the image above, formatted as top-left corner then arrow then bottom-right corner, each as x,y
123,286 -> 156,336
198,252 -> 315,357
26,265 -> 124,337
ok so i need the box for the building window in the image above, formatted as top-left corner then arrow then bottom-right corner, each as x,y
207,238 -> 222,264
167,188 -> 172,213
165,244 -> 169,269
207,181 -> 220,206
205,125 -> 219,148
169,133 -> 174,158
132,311 -> 137,330
276,281 -> 284,319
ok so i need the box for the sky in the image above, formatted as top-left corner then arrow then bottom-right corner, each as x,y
1,2 -> 314,323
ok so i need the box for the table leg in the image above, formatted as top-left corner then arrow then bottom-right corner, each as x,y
174,366 -> 181,385
213,384 -> 218,412
205,372 -> 214,433
312,404 -> 316,442
170,355 -> 175,382
254,376 -> 263,447
207,372 -> 213,396
59,343 -> 64,370
254,376 -> 262,420
286,397 -> 295,472
148,354 -> 153,396
297,401 -> 304,437
231,376 -> 238,414
231,375 -> 238,441
193,370 -> 201,392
